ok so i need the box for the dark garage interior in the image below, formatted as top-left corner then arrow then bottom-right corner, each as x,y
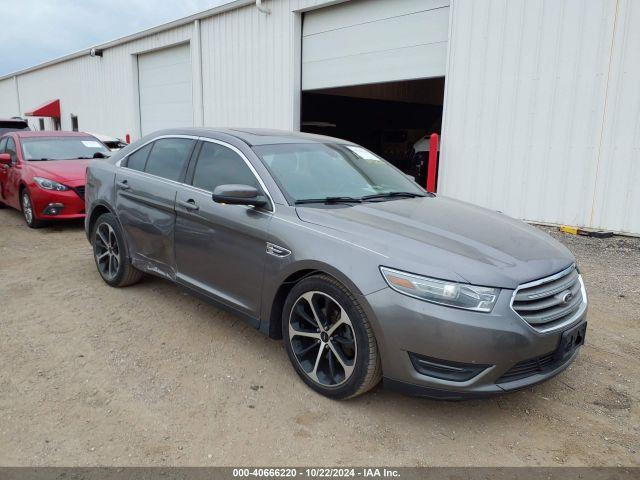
301,77 -> 445,183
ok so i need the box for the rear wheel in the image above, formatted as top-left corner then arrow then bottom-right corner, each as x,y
282,274 -> 382,399
21,189 -> 44,228
92,213 -> 142,287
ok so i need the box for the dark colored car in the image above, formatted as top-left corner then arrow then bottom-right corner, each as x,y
0,131 -> 111,227
84,128 -> 587,400
0,118 -> 30,135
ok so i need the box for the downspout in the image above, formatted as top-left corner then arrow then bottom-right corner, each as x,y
256,0 -> 270,14
13,76 -> 21,116
193,19 -> 205,127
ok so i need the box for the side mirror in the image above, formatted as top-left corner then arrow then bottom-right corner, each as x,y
212,184 -> 267,207
0,153 -> 11,165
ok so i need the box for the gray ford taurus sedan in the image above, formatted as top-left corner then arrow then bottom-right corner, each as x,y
85,128 -> 588,399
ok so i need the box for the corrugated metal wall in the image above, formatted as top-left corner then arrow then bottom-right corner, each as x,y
199,0 -> 340,129
1,24 -> 193,139
0,0 -> 342,133
440,0 -> 640,235
0,78 -> 20,116
589,0 -> 640,234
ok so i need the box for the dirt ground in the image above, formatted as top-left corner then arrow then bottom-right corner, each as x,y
0,207 -> 638,467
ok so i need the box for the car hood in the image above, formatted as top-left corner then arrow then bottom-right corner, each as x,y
28,159 -> 90,182
295,196 -> 574,289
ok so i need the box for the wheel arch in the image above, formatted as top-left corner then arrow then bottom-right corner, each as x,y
86,201 -> 114,241
18,181 -> 33,213
18,181 -> 28,197
264,261 -> 366,340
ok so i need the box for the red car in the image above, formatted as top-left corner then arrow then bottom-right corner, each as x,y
0,131 -> 111,228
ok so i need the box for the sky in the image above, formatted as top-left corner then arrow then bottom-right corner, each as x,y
0,0 -> 230,76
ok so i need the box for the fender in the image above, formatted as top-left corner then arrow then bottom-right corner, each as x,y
85,199 -> 115,241
85,200 -> 137,268
259,258 -> 376,339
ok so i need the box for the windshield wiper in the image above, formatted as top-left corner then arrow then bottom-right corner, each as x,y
362,192 -> 427,201
295,196 -> 363,205
29,158 -> 50,161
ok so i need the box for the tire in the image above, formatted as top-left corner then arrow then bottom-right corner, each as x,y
20,189 -> 45,228
91,212 -> 143,287
282,274 -> 382,399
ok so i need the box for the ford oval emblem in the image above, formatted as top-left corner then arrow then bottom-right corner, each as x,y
561,291 -> 573,304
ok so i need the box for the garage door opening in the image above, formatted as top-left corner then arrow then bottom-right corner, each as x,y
301,77 -> 444,181
300,0 -> 449,186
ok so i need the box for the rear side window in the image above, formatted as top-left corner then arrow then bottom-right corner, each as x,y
192,142 -> 258,192
126,143 -> 153,171
0,137 -> 6,153
144,138 -> 195,182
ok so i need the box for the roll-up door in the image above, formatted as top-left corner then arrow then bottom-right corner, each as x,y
138,43 -> 193,135
302,0 -> 449,91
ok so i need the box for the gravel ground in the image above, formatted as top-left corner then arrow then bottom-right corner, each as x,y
0,208 -> 638,467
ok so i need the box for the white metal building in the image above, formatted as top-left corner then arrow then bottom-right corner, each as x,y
0,0 -> 638,235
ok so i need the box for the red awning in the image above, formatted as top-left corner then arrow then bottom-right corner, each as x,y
25,99 -> 60,118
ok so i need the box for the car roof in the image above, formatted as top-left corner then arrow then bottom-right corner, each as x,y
147,127 -> 354,146
14,130 -> 97,139
87,132 -> 119,142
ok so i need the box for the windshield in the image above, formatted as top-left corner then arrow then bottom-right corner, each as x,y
253,143 -> 424,203
21,137 -> 111,161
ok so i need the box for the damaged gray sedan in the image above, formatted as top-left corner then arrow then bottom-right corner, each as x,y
85,128 -> 587,399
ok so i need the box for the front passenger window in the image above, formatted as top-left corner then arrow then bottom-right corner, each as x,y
192,142 -> 259,192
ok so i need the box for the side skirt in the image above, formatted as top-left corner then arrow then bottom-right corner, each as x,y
175,280 -> 261,330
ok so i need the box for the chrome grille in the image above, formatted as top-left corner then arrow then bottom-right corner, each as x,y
511,265 -> 585,331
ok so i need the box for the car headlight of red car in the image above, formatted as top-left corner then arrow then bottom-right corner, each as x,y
33,177 -> 70,191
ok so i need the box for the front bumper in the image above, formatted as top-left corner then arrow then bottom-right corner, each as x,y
365,287 -> 587,399
30,183 -> 85,220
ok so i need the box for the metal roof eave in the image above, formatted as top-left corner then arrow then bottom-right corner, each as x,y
0,0 -> 252,82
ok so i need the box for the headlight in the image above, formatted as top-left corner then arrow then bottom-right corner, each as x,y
380,267 -> 500,313
33,177 -> 69,191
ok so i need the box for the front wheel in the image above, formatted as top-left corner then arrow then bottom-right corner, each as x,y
282,274 -> 382,399
21,189 -> 44,228
92,213 -> 142,287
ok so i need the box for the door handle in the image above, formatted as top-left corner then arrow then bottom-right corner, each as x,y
177,199 -> 199,211
116,180 -> 130,190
